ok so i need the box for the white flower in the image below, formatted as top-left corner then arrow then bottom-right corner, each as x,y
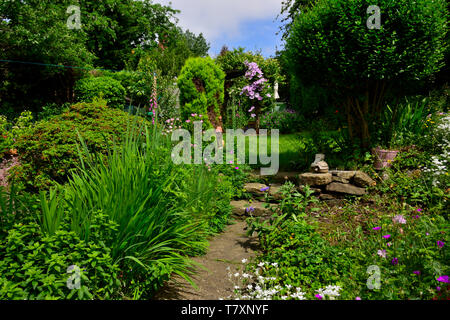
242,259 -> 248,264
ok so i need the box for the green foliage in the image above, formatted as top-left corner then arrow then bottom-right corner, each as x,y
11,100 -> 137,190
0,184 -> 40,242
260,109 -> 304,134
74,76 -> 127,108
278,0 -> 317,39
0,0 -> 178,113
242,184 -> 449,300
0,217 -> 121,300
183,30 -> 210,58
216,48 -> 284,87
178,57 -> 225,128
0,111 -> 34,157
374,97 -> 433,148
284,0 -> 448,146
37,103 -> 71,121
45,122 -> 220,297
347,211 -> 449,300
216,48 -> 285,128
295,129 -> 365,170
246,187 -> 349,295
286,0 -> 448,90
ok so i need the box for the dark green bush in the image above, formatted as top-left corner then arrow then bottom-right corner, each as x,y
260,109 -> 304,134
285,0 -> 448,147
11,100 -> 139,190
74,76 -> 127,108
178,57 -> 225,128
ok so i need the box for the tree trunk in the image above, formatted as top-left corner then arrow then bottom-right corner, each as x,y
345,80 -> 388,150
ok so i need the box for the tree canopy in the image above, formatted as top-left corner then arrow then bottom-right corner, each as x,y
284,0 -> 448,147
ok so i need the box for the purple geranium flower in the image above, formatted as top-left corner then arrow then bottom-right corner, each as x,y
437,241 -> 445,248
383,235 -> 391,239
437,275 -> 449,283
315,294 -> 323,300
391,258 -> 399,265
413,270 -> 421,275
373,227 -> 381,231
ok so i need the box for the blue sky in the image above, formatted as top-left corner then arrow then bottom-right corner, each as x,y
156,0 -> 285,57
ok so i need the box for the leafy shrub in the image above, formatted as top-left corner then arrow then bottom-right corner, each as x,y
11,100 -> 138,190
373,97 -> 433,148
244,188 -> 350,298
178,57 -> 225,129
260,109 -> 303,134
295,128 -> 367,171
0,111 -> 35,158
0,216 -> 121,300
373,112 -> 449,211
74,76 -> 127,108
39,123 -> 216,297
37,103 -> 71,121
0,185 -> 40,242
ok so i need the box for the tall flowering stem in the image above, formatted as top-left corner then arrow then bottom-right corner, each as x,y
148,74 -> 158,125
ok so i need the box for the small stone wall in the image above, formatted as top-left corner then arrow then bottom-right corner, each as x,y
299,170 -> 376,200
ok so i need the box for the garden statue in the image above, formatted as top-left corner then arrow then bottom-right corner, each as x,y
311,154 -> 329,173
274,81 -> 280,100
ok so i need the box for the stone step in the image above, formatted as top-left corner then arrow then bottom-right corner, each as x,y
230,200 -> 276,218
244,183 -> 270,197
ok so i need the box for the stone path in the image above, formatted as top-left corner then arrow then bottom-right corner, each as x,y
154,221 -> 259,300
154,178 -> 286,300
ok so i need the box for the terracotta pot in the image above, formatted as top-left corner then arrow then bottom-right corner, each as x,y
372,147 -> 399,170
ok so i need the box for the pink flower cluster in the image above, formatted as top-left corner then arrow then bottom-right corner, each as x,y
149,75 -> 158,125
244,61 -> 263,80
241,61 -> 269,102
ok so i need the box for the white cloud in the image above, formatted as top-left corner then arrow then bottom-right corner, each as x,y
156,0 -> 283,40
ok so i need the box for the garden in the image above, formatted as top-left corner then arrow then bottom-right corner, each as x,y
0,0 -> 449,301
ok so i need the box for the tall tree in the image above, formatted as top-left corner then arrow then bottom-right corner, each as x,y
183,29 -> 210,57
278,0 -> 317,39
0,0 -> 179,114
285,0 -> 448,148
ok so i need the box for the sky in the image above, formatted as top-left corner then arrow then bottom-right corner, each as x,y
156,0 -> 285,57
